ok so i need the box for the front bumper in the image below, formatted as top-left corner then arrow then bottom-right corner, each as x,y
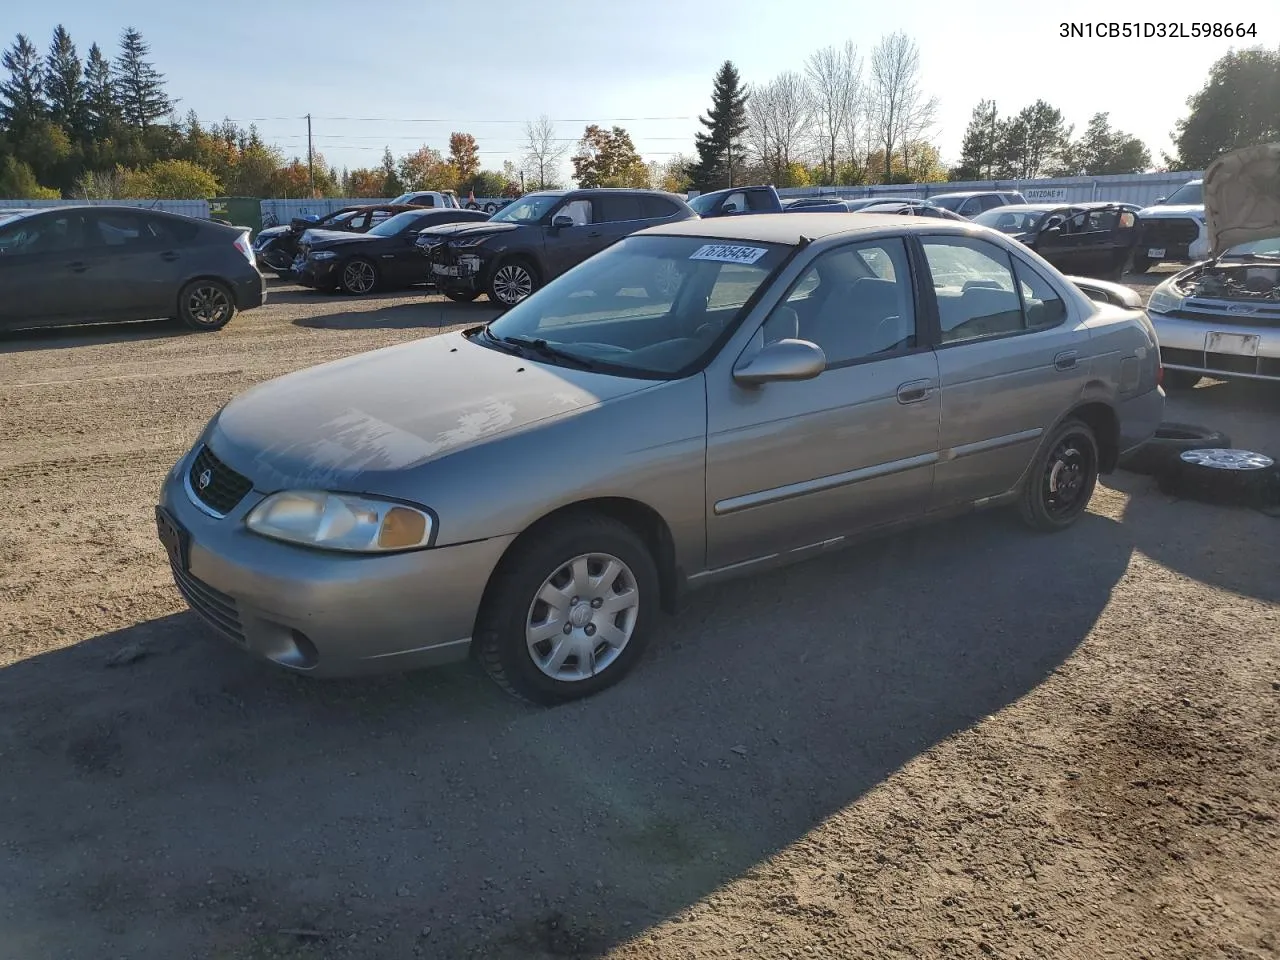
1152,311 -> 1280,383
422,242 -> 487,292
157,447 -> 515,677
292,256 -> 340,289
1138,220 -> 1208,263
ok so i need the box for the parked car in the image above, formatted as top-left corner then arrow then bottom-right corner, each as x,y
972,202 -> 1140,280
156,211 -> 1162,703
0,205 -> 264,333
418,188 -> 697,306
689,185 -> 785,216
1145,143 -> 1280,387
1131,179 -> 1208,273
924,191 -> 1027,218
390,190 -> 461,209
292,207 -> 490,295
858,199 -> 970,221
255,204 -> 417,276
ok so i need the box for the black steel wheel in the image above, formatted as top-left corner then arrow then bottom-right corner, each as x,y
1018,419 -> 1099,531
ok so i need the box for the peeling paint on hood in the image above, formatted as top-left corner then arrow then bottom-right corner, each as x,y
1204,142 -> 1280,255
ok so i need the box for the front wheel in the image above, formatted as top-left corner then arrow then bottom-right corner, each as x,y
339,258 -> 379,295
487,259 -> 538,307
443,288 -> 480,303
474,513 -> 659,705
1018,419 -> 1099,532
177,280 -> 236,331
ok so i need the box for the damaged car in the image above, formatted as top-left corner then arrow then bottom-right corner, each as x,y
254,204 -> 416,277
1146,142 -> 1280,387
973,202 -> 1140,280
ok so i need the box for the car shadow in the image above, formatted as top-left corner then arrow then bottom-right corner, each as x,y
0,318 -> 196,354
293,299 -> 500,331
0,510 -> 1132,959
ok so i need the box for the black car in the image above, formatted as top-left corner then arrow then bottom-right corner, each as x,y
255,203 -> 418,276
417,188 -> 697,306
293,207 -> 491,295
0,205 -> 264,333
972,202 -> 1140,280
924,191 -> 1027,217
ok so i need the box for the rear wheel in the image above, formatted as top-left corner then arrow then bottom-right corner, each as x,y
443,288 -> 480,303
177,280 -> 236,331
1018,419 -> 1099,532
339,258 -> 379,295
487,259 -> 538,307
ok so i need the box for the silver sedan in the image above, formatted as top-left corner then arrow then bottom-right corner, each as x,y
157,214 -> 1163,704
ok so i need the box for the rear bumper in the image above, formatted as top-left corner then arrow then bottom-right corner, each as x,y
1117,385 -> 1165,455
232,270 -> 267,310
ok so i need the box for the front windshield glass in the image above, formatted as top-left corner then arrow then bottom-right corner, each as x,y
489,194 -> 562,224
1163,181 -> 1202,205
973,208 -> 1048,233
688,193 -> 719,215
1224,235 -> 1280,258
390,193 -> 418,205
481,234 -> 790,378
367,211 -> 423,236
927,195 -> 966,211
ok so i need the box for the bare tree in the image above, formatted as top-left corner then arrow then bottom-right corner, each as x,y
521,114 -> 569,189
804,41 -> 860,184
868,32 -> 936,183
747,71 -> 810,183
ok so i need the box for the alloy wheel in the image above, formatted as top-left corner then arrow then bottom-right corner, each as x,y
525,553 -> 639,682
342,260 -> 376,294
187,285 -> 231,326
492,264 -> 533,305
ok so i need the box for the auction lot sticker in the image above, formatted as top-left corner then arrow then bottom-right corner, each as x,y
690,244 -> 769,265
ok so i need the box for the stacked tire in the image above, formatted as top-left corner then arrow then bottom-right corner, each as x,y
1120,421 -> 1279,512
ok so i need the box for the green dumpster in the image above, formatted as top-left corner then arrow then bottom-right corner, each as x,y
208,197 -> 263,238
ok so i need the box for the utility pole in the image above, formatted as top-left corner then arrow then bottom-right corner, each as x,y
306,113 -> 315,198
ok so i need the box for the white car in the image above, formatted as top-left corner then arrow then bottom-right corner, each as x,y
1131,179 -> 1208,273
1147,144 -> 1280,387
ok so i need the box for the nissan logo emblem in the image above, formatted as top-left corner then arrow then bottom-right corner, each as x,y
197,468 -> 212,491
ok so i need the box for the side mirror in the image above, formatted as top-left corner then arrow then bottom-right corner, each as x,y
551,214 -> 575,228
733,339 -> 826,386
1042,225 -> 1061,237
1153,196 -> 1166,205
721,202 -> 740,214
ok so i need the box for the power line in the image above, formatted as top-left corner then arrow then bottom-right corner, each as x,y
221,115 -> 695,124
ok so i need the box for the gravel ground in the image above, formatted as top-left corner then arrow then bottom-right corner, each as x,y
1,270 -> 1277,960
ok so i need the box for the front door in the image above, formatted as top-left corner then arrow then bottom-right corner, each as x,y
705,236 -> 942,570
542,197 -> 598,278
0,210 -> 93,328
918,234 -> 1089,509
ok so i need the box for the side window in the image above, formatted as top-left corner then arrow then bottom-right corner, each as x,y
1013,260 -> 1068,330
721,191 -> 747,213
594,195 -> 644,223
95,212 -> 146,247
977,194 -> 1005,212
764,238 -> 916,363
555,199 -> 592,225
0,213 -> 86,255
417,195 -> 435,207
745,191 -> 775,212
143,215 -> 194,244
347,212 -> 370,229
921,237 -> 1024,344
640,196 -> 679,220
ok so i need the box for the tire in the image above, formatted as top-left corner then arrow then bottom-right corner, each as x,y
1118,422 -> 1232,476
474,513 -> 660,705
338,258 -> 379,295
1128,252 -> 1151,274
466,201 -> 480,210
443,288 -> 480,303
484,202 -> 498,214
177,279 -> 236,331
487,258 -> 538,307
1155,448 -> 1278,509
1018,418 -> 1100,532
1161,368 -> 1202,391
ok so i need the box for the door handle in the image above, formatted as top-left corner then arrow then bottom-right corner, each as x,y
586,231 -> 601,238
896,379 -> 934,404
1054,350 -> 1079,371
66,261 -> 88,273
160,251 -> 180,261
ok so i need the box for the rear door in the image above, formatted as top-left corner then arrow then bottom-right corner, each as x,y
84,210 -> 187,317
919,234 -> 1089,509
592,193 -> 647,248
0,210 -> 93,327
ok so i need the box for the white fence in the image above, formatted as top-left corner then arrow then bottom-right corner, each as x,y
0,198 -> 211,218
776,171 -> 1204,208
259,196 -> 512,227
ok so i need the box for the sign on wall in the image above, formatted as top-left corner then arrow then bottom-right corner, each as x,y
1022,188 -> 1069,202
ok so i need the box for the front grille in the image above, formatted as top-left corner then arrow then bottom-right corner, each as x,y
188,445 -> 253,516
170,562 -> 246,646
1140,218 -> 1199,246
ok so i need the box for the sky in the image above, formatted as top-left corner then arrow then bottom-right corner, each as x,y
8,0 -> 1279,183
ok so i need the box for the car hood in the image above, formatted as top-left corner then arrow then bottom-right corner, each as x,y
417,221 -> 521,241
257,225 -> 289,239
1203,141 -> 1280,256
1137,203 -> 1202,218
206,330 -> 654,491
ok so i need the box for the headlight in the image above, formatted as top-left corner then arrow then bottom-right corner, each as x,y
310,250 -> 337,260
450,235 -> 491,248
1146,281 -> 1184,315
246,491 -> 433,553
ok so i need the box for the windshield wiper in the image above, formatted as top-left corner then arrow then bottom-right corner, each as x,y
499,335 -> 601,370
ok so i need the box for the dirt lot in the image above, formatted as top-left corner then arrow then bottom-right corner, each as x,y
1,270 -> 1278,960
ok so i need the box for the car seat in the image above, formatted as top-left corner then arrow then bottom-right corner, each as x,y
809,276 -> 909,359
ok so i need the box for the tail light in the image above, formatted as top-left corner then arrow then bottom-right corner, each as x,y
234,231 -> 253,264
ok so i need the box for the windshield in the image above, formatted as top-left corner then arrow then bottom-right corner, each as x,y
1224,235 -> 1280,258
489,194 -> 562,224
480,234 -> 791,378
1163,181 -> 1203,205
926,195 -> 965,211
688,193 -> 721,215
367,211 -> 425,236
973,208 -> 1048,233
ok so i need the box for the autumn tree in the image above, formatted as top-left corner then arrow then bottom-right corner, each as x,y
1169,46 -> 1280,169
688,60 -> 749,190
346,167 -> 384,197
571,124 -> 647,187
113,27 -> 171,130
522,113 -> 568,189
398,145 -> 453,191
448,132 -> 480,183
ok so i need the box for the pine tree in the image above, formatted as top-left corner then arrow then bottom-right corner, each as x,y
951,99 -> 999,181
380,146 -> 402,196
44,25 -> 86,138
113,27 -> 171,130
687,60 -> 749,191
0,34 -> 46,139
84,42 -> 117,138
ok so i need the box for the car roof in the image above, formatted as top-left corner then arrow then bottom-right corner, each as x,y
642,211 -> 948,245
928,191 -> 1020,200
